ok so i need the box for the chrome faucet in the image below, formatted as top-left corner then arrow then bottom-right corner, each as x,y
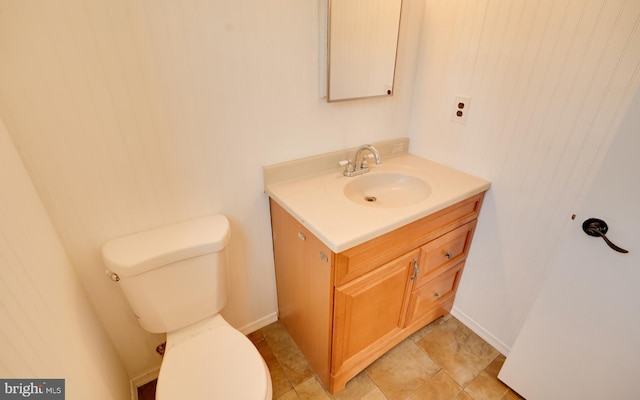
341,144 -> 382,177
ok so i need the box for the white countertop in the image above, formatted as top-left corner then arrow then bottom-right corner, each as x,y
265,153 -> 491,253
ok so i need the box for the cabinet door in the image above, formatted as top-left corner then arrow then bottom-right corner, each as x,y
332,249 -> 419,374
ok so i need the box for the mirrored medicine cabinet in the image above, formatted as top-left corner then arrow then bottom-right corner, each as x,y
321,0 -> 403,102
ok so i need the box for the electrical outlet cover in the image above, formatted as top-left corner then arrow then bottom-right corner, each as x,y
452,96 -> 471,124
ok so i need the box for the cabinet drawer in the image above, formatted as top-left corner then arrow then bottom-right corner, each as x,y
413,220 -> 476,288
335,193 -> 484,286
405,262 -> 464,327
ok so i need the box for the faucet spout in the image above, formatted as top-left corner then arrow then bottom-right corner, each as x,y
342,144 -> 382,177
355,144 -> 382,167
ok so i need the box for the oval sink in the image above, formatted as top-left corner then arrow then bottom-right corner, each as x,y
343,172 -> 431,207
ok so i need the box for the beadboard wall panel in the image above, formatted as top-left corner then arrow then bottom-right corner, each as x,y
0,119 -> 130,399
409,0 -> 640,350
0,0 -> 424,377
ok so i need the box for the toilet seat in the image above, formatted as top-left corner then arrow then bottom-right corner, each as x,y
156,321 -> 272,400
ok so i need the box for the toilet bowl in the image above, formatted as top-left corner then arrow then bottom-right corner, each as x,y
101,215 -> 271,399
157,315 -> 272,399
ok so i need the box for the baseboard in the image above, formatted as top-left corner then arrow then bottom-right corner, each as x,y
451,306 -> 511,356
130,367 -> 161,400
237,311 -> 278,335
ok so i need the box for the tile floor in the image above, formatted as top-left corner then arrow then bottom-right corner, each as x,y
138,315 -> 524,400
247,315 -> 524,400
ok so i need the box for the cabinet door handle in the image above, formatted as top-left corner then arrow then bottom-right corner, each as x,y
434,292 -> 441,299
410,259 -> 419,282
444,252 -> 452,259
297,231 -> 306,241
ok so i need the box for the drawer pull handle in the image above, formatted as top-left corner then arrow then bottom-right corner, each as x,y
410,259 -> 419,282
434,292 -> 441,299
444,252 -> 452,259
297,232 -> 306,241
319,251 -> 329,263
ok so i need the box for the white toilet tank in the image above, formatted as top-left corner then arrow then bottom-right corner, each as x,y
102,215 -> 231,333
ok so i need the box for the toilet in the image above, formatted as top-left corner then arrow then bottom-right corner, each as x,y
101,215 -> 272,400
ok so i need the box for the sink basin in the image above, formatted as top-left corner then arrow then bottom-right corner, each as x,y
343,172 -> 431,207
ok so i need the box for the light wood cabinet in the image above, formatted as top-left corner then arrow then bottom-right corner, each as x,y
269,192 -> 485,394
332,249 -> 418,377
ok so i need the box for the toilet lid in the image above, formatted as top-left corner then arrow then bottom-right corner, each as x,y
156,325 -> 269,400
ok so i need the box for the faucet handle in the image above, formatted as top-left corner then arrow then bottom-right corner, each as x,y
360,154 -> 376,168
338,159 -> 355,173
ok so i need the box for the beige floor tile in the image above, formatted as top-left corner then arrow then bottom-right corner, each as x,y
409,315 -> 453,343
465,373 -> 509,400
464,354 -> 510,400
276,389 -> 301,400
417,318 -> 499,387
333,371 -> 387,400
260,322 -> 316,386
253,336 -> 293,398
408,370 -> 463,400
295,377 -> 332,400
366,339 -> 441,398
354,389 -> 387,400
453,390 -> 475,400
465,354 -> 509,400
484,354 -> 506,377
247,328 -> 265,344
354,389 -> 389,400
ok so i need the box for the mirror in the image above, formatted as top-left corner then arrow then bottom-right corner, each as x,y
324,0 -> 402,102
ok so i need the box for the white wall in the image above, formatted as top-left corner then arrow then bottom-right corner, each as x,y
408,0 -> 640,351
3,0 -> 638,382
0,0 -> 425,378
0,118 -> 130,399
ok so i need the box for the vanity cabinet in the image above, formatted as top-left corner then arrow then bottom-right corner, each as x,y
269,192 -> 484,394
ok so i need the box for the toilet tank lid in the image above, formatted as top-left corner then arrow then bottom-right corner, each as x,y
102,215 -> 230,277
